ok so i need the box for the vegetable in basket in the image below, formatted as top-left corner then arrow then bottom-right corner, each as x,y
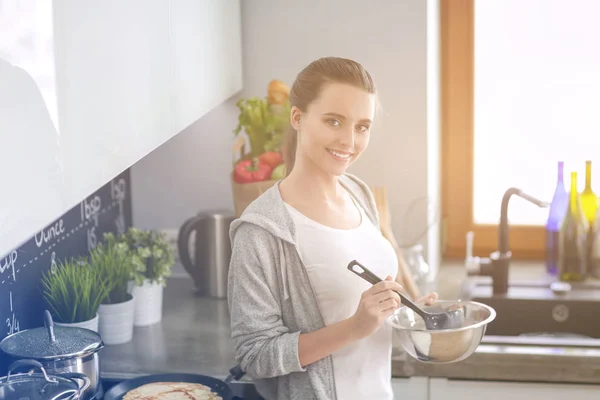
233,158 -> 273,184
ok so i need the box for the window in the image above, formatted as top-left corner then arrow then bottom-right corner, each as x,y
441,0 -> 600,259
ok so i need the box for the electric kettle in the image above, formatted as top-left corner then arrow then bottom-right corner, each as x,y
177,210 -> 236,298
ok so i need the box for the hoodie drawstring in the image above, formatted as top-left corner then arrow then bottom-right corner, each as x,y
279,241 -> 290,301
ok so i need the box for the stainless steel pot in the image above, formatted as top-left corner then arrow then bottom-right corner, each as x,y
0,311 -> 103,400
0,359 -> 90,400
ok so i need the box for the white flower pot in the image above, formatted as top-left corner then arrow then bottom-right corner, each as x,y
98,294 -> 135,345
55,313 -> 99,332
131,279 -> 163,326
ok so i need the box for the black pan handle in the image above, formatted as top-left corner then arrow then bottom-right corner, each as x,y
224,364 -> 246,383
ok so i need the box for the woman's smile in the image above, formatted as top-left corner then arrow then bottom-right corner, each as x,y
326,148 -> 354,162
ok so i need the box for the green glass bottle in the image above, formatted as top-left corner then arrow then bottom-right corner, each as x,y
558,172 -> 589,281
580,161 -> 598,225
580,161 -> 598,274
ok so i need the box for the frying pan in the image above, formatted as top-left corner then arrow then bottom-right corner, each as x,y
103,365 -> 246,400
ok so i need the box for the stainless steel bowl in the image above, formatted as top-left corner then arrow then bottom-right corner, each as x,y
387,300 -> 496,364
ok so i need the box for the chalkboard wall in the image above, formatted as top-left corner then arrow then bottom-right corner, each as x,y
0,169 -> 132,344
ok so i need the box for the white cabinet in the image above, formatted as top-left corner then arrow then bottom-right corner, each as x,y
53,0 -> 173,208
1,0 -> 243,257
429,378 -> 600,400
391,377 -> 428,400
170,0 -> 243,133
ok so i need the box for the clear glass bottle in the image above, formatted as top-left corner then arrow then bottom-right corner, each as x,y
589,203 -> 600,278
401,244 -> 431,295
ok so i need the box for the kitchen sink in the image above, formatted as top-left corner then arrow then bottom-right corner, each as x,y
461,279 -> 600,341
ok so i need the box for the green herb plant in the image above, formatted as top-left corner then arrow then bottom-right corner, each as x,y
91,232 -> 135,304
118,227 -> 175,287
233,97 -> 291,158
41,256 -> 112,323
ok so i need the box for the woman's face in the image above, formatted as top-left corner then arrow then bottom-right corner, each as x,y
291,82 -> 375,177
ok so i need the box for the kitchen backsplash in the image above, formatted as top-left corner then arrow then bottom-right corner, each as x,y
0,169 -> 132,343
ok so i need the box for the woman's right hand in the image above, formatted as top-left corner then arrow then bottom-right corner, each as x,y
349,276 -> 403,340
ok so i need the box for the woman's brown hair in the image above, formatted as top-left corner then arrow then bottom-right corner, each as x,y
282,57 -> 377,174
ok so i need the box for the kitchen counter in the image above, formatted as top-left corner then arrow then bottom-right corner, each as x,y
100,277 -> 239,381
101,265 -> 600,385
392,336 -> 600,384
393,261 -> 600,384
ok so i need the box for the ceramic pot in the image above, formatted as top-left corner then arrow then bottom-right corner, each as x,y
55,313 -> 99,332
98,294 -> 135,345
131,279 -> 163,326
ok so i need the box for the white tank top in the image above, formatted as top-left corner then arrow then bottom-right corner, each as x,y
285,197 -> 397,400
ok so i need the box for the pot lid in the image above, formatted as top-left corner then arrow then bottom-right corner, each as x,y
0,373 -> 79,400
0,311 -> 102,360
0,360 -> 80,400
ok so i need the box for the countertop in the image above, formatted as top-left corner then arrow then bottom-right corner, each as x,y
391,261 -> 600,384
100,264 -> 600,385
100,277 -> 238,381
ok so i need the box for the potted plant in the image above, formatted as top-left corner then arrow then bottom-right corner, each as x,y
231,79 -> 291,216
41,256 -> 110,332
119,227 -> 175,326
92,232 -> 136,345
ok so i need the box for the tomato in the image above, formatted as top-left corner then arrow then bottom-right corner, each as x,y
258,151 -> 283,169
233,158 -> 273,183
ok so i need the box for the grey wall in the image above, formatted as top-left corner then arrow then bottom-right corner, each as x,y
131,0 -> 441,277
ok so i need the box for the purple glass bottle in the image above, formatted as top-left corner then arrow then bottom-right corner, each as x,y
546,161 -> 568,275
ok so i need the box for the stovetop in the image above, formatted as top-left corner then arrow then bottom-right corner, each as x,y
98,377 -> 264,400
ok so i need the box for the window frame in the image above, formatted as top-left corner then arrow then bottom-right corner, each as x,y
441,0 -> 545,260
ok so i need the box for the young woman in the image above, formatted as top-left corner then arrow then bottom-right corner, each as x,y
227,57 -> 438,400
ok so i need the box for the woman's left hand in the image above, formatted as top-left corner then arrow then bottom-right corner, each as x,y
416,292 -> 438,305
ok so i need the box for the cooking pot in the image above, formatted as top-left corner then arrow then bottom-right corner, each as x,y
0,310 -> 103,400
0,359 -> 90,400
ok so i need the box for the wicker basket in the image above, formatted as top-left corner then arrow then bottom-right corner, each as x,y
230,136 -> 279,217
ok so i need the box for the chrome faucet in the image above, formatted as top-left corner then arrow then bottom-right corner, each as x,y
466,188 -> 548,295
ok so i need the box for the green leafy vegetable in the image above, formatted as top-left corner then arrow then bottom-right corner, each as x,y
233,97 -> 290,158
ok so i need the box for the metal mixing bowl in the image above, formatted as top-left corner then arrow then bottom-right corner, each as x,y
387,300 -> 496,364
